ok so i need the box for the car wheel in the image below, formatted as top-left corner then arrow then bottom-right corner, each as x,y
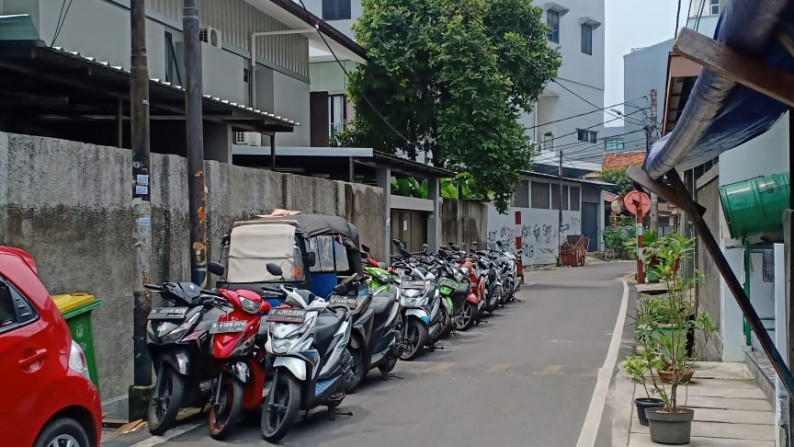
34,418 -> 91,447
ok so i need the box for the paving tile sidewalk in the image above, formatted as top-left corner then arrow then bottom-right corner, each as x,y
628,362 -> 776,446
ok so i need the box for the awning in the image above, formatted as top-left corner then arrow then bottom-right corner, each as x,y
0,39 -> 297,132
644,0 -> 794,179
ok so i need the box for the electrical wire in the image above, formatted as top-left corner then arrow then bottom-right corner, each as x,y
530,107 -> 647,147
295,0 -> 412,146
552,79 -> 646,126
525,96 -> 648,130
675,0 -> 682,38
51,0 -> 75,47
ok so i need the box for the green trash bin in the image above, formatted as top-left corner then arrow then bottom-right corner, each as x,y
52,293 -> 101,390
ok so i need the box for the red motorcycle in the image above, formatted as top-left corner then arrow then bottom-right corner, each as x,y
454,255 -> 486,330
207,288 -> 272,439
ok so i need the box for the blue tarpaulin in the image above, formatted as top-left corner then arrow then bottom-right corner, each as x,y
644,0 -> 794,179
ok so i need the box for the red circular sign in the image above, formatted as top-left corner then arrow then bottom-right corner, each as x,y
623,191 -> 651,216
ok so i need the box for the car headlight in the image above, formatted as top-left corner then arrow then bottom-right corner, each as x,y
68,340 -> 91,379
240,296 -> 261,314
161,312 -> 201,343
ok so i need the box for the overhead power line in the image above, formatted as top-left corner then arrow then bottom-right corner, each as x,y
552,79 -> 646,126
296,0 -> 412,146
525,95 -> 649,130
530,107 -> 647,148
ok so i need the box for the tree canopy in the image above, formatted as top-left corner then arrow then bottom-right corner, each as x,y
600,167 -> 634,196
337,0 -> 561,212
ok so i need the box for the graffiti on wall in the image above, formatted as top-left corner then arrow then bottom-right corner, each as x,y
486,208 -> 583,265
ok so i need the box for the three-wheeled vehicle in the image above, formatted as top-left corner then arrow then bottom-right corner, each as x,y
213,211 -> 401,390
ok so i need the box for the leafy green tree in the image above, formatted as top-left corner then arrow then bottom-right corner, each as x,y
338,0 -> 560,212
600,167 -> 634,196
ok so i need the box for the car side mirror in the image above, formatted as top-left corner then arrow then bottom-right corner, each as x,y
266,263 -> 283,277
208,261 -> 225,277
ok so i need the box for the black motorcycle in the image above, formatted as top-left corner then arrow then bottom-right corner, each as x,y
145,282 -> 225,435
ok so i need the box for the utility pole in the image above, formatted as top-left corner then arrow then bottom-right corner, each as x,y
649,89 -> 659,233
184,0 -> 208,288
558,150 -> 564,266
129,0 -> 153,420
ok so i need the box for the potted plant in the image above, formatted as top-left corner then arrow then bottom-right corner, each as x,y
623,352 -> 665,426
643,234 -> 716,445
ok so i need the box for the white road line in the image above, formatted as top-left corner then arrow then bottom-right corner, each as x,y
575,280 -> 629,447
128,422 -> 203,447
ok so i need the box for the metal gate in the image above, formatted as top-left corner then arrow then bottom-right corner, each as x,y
581,203 -> 599,252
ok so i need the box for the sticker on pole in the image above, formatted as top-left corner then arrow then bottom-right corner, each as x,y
622,191 -> 651,216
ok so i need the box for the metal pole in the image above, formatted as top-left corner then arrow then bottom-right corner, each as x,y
183,0 -> 208,287
558,150 -> 564,265
649,89 -> 659,233
270,133 -> 277,171
636,201 -> 645,284
130,0 -> 152,388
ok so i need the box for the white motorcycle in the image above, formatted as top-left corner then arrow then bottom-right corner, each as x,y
260,264 -> 356,443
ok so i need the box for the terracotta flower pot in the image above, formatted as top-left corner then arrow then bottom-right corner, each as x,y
658,368 -> 694,384
647,408 -> 694,445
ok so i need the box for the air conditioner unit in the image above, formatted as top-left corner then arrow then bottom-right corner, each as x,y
234,132 -> 261,146
199,27 -> 221,48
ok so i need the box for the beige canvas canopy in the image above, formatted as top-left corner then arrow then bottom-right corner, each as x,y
226,219 -> 298,283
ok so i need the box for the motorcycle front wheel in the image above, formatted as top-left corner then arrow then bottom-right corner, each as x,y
261,373 -> 302,443
347,345 -> 366,393
209,374 -> 243,439
148,365 -> 185,435
453,302 -> 477,331
399,319 -> 427,361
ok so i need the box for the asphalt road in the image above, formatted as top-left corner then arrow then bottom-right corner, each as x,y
159,261 -> 632,447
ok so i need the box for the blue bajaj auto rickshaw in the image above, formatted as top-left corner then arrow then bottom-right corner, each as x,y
256,212 -> 401,390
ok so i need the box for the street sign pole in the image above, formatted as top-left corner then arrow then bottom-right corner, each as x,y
636,201 -> 645,284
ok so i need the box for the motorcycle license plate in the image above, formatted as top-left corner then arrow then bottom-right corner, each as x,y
209,320 -> 247,334
268,308 -> 307,324
148,307 -> 188,320
401,280 -> 426,290
328,295 -> 358,309
439,277 -> 460,289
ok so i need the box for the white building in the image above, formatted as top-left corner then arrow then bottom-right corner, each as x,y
301,0 -> 606,168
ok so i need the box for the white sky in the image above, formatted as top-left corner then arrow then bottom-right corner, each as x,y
604,0 -> 691,114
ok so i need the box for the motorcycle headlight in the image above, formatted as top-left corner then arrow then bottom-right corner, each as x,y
454,269 -> 465,282
240,296 -> 261,314
272,338 -> 291,354
402,288 -> 422,298
160,312 -> 201,343
403,296 -> 428,308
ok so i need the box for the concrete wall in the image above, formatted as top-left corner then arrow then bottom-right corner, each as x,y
487,207 -> 582,266
0,131 -> 384,399
695,170 -> 723,361
623,39 -> 673,138
441,200 -> 488,248
715,113 -> 790,361
273,70 -> 311,146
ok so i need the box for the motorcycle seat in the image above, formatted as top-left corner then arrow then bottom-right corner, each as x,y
314,310 -> 346,356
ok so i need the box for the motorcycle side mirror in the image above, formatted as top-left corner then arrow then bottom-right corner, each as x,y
266,263 -> 283,278
208,261 -> 225,277
303,252 -> 317,268
362,243 -> 371,253
497,240 -> 503,248
259,300 -> 272,313
517,249 -> 524,255
360,250 -> 370,260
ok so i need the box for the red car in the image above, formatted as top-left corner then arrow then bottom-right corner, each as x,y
0,246 -> 101,447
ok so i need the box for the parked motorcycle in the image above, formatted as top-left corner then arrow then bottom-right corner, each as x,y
205,263 -> 273,439
261,265 -> 356,442
145,282 -> 224,435
392,240 -> 451,360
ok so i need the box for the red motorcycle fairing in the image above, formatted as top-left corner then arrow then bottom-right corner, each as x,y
212,289 -> 268,360
241,351 -> 268,410
466,292 -> 479,305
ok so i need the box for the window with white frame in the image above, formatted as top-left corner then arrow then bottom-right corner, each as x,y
329,94 -> 346,138
709,0 -> 720,15
542,132 -> 554,152
547,10 -> 560,43
577,129 -> 598,143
